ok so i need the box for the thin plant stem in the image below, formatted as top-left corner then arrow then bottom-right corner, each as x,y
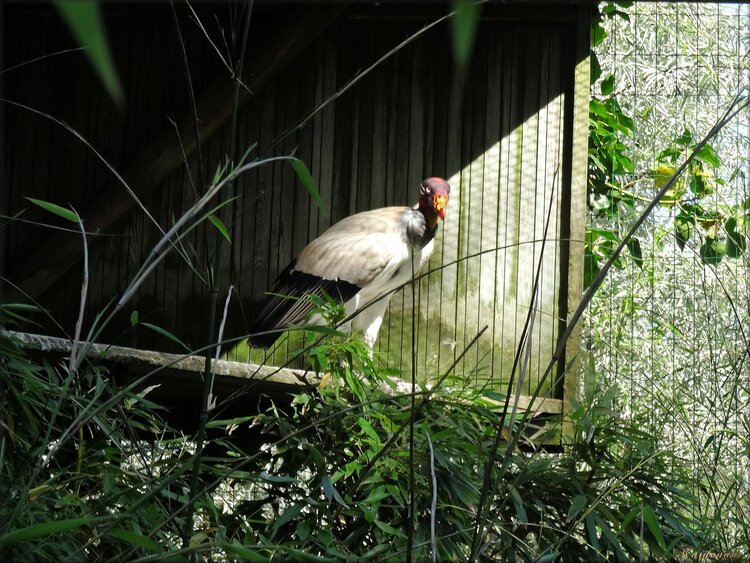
68,208 -> 88,375
407,244 -> 417,562
427,432 -> 438,563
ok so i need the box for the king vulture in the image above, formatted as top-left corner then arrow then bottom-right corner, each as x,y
248,177 -> 451,348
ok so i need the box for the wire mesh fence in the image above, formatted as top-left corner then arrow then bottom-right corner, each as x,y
589,2 -> 750,549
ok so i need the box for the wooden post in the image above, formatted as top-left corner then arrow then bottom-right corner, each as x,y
561,5 -> 591,443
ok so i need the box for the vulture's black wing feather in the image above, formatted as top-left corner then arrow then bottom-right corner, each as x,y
248,262 -> 361,348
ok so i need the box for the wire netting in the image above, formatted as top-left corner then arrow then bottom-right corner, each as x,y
589,2 -> 750,548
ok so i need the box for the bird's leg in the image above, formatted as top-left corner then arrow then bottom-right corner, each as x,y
362,317 -> 384,351
353,298 -> 389,359
338,294 -> 361,337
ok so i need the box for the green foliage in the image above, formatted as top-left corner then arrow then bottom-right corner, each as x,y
5,3 -> 746,559
1,308 -> 700,560
586,7 -> 750,556
586,5 -> 749,287
0,313 -> 183,560
292,364 -> 698,561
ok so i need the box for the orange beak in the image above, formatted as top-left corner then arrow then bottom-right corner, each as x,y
434,194 -> 448,220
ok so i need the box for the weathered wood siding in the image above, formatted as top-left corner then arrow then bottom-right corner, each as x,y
2,5 -> 587,400
369,21 -> 575,395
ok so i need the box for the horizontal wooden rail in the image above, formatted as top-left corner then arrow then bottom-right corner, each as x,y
4,331 -> 563,418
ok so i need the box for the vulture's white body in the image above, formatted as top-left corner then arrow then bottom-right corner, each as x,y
298,207 -> 436,346
249,179 -> 449,349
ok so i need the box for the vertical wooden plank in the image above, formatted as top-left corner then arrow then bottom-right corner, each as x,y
224,76 -> 250,355
319,30 -> 338,223
562,9 -> 590,440
533,27 -> 552,391
393,26 -> 413,205
496,29 -> 518,386
330,23 -> 355,230
518,30 -> 542,394
369,20 -> 389,211
355,20 -> 375,212
162,171 -> 181,351
250,85 -> 276,337
468,35 -> 491,380
268,80 -> 288,285
278,52 -> 302,276
435,33 -> 464,378
417,27 -> 441,377
407,34 -> 427,375
240,94 -> 263,342
484,32 -> 503,386
539,28 -> 565,399
377,23 -> 401,362
387,23 -> 415,366
347,66 -> 361,216
407,36 -> 426,192
290,40 -> 315,260
383,23 -> 400,209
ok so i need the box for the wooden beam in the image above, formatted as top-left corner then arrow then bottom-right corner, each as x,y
7,330 -> 563,416
6,329 -> 314,390
11,3 -> 346,300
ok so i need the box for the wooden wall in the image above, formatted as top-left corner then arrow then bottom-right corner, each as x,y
2,4 -> 588,400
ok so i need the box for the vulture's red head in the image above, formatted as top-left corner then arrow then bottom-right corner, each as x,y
419,177 -> 451,221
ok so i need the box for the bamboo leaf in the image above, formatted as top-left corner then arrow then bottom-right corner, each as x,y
2,303 -> 42,312
726,217 -> 747,257
208,214 -> 231,243
642,505 -> 667,550
292,159 -> 326,216
140,322 -> 191,352
282,548 -> 338,562
626,237 -> 643,268
26,197 -> 80,224
674,213 -> 694,250
374,518 -> 407,539
0,518 -> 96,545
307,443 -> 326,470
259,471 -> 296,484
361,544 -> 390,559
508,485 -> 528,524
567,494 -> 588,523
205,415 -> 255,429
357,417 -> 380,443
696,143 -> 721,167
363,486 -> 390,505
699,236 -> 725,265
55,0 -> 124,107
451,0 -> 480,71
271,503 -> 304,538
321,474 -> 349,508
590,52 -> 602,83
222,543 -> 269,562
107,528 -> 161,554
